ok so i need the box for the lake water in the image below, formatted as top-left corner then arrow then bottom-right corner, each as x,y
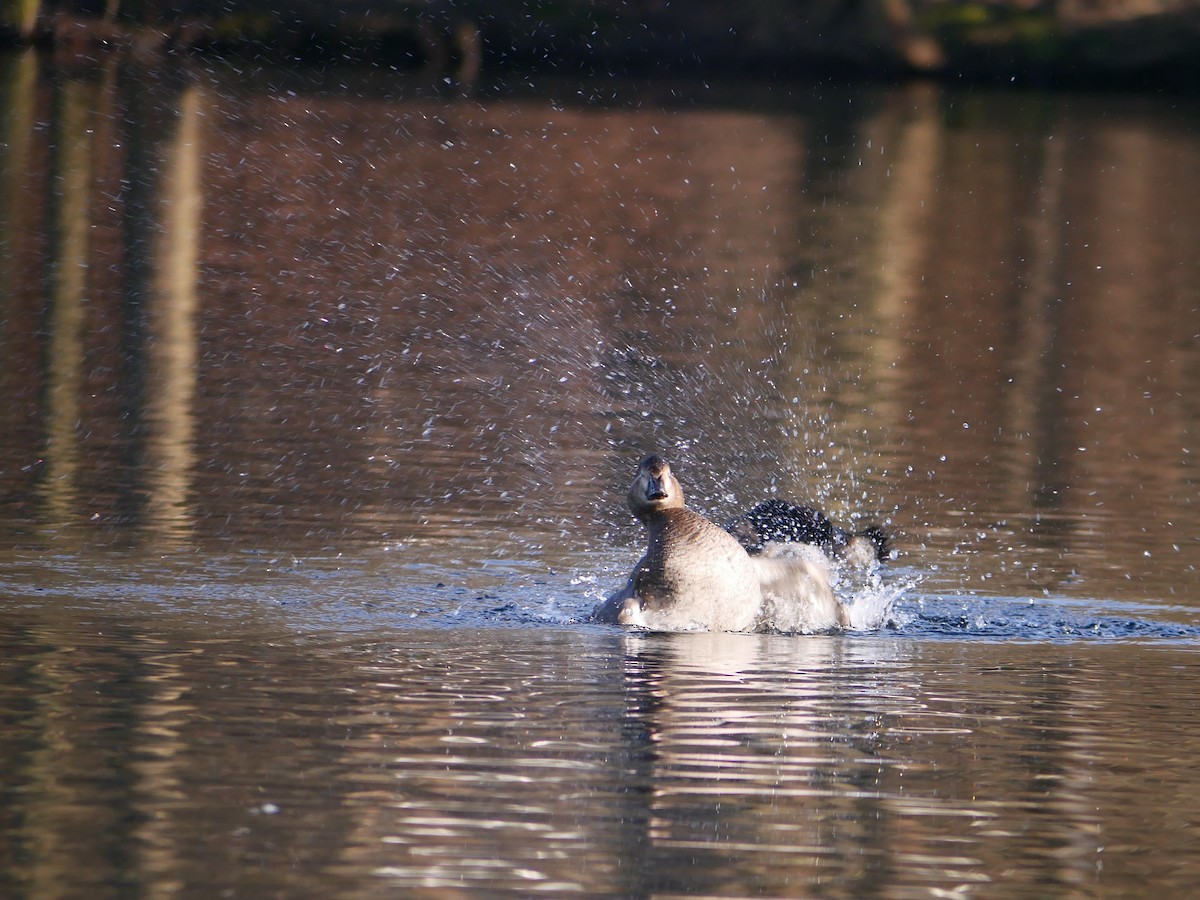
1,50 -> 1199,897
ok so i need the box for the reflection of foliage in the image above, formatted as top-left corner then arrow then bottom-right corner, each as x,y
918,2 -> 1062,63
211,12 -> 280,43
5,0 -> 41,38
5,0 -> 1198,82
916,0 -> 1200,76
518,0 -> 624,29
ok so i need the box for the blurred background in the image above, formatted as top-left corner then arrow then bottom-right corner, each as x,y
2,2 -> 1197,603
3,0 -> 1199,85
2,5 -> 1200,899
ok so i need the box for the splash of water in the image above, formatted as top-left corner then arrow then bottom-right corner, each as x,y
834,562 -> 921,632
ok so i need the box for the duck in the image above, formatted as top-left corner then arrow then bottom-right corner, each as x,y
725,498 -> 891,567
591,454 -> 844,632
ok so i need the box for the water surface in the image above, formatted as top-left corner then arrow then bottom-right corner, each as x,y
1,52 -> 1199,896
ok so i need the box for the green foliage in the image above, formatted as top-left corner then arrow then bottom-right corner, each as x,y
917,1 -> 1064,71
3,0 -> 41,38
211,12 -> 282,43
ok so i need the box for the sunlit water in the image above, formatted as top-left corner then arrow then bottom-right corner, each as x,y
1,50 -> 1199,896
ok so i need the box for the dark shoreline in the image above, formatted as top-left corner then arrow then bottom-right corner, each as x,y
2,3 -> 1198,93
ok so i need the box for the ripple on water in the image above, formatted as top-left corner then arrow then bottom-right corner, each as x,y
4,541 -> 1197,645
316,635 -> 644,894
3,598 -> 1200,897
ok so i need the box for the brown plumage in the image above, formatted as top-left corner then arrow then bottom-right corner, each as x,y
592,455 -> 843,632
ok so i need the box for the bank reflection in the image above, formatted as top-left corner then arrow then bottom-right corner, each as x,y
0,62 -> 206,546
0,613 -> 1192,897
4,615 -> 164,897
877,91 -> 1199,593
42,75 -> 94,527
619,633 -> 1105,895
0,50 -> 44,531
143,84 -> 204,544
327,631 -> 644,896
0,59 -> 1195,598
